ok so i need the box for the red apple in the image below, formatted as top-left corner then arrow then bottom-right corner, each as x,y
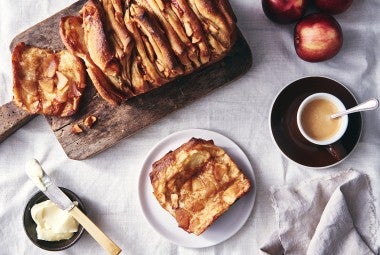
262,0 -> 308,24
314,0 -> 353,15
294,13 -> 343,62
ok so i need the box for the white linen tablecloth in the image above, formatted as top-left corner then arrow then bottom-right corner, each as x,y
0,1 -> 379,254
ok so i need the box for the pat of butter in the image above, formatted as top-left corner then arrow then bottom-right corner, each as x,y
31,200 -> 79,241
25,159 -> 46,191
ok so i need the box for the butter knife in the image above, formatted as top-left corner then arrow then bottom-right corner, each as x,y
26,159 -> 122,255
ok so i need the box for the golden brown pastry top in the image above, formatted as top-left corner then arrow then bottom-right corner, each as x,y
150,138 -> 250,235
12,42 -> 86,117
60,0 -> 237,106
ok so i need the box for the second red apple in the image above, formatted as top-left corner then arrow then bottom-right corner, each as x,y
262,0 -> 308,24
294,13 -> 343,62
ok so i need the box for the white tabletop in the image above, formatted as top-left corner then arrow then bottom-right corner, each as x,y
1,0 -> 379,254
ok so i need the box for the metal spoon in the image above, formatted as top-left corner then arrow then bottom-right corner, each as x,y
331,98 -> 379,119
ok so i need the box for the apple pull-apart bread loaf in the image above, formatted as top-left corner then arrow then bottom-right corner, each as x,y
60,0 -> 237,106
150,138 -> 251,235
12,42 -> 86,117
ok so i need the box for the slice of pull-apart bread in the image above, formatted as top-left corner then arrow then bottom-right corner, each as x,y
150,138 -> 251,235
60,0 -> 237,106
12,42 -> 86,117
60,0 -> 136,106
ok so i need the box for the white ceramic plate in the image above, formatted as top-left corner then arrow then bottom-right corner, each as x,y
138,129 -> 256,248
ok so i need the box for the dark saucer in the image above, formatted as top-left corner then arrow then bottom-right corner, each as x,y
270,76 -> 362,168
23,187 -> 86,251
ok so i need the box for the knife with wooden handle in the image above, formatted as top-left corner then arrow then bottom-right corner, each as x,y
26,159 -> 122,255
0,101 -> 35,143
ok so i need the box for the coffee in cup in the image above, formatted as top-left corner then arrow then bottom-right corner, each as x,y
297,93 -> 348,145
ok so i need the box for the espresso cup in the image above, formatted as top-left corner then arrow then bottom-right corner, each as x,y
297,93 -> 348,145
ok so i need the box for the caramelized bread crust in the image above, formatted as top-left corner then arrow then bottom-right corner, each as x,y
60,0 -> 237,105
150,138 -> 250,235
12,42 -> 86,117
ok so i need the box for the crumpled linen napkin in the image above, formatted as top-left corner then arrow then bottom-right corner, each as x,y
261,169 -> 378,255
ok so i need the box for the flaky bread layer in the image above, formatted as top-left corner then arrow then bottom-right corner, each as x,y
12,42 -> 86,117
60,0 -> 237,106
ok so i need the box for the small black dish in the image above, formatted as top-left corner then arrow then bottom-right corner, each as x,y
23,187 -> 86,251
270,76 -> 362,168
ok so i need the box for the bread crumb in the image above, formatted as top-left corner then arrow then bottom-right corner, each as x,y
71,124 -> 83,134
84,115 -> 97,128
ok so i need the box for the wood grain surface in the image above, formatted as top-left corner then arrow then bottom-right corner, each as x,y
5,0 -> 252,160
0,101 -> 35,143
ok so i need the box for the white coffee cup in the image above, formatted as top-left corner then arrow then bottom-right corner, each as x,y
297,93 -> 348,145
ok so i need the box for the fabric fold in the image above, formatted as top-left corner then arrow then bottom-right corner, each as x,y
261,169 -> 378,255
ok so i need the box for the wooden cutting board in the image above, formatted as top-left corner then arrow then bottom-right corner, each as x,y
2,0 -> 252,160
